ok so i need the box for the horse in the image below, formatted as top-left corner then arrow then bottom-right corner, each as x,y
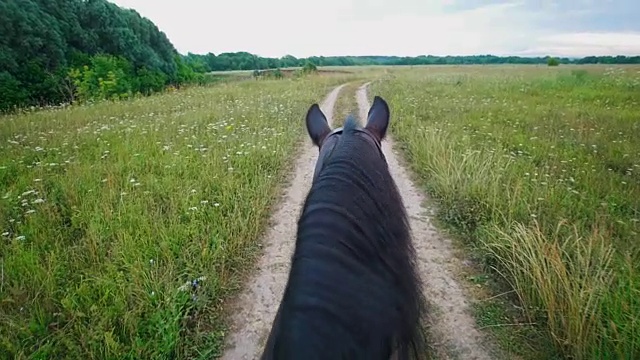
260,96 -> 428,360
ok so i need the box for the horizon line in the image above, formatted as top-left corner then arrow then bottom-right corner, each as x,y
180,51 -> 640,60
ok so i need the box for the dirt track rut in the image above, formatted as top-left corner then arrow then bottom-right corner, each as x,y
220,83 -> 495,360
357,83 -> 493,360
220,84 -> 345,360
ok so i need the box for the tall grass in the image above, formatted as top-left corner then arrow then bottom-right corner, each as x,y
0,75 -> 348,358
371,65 -> 640,359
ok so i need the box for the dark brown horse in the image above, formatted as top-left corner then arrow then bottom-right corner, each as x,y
261,96 -> 428,360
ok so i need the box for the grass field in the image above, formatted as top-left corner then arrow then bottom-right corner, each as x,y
0,75 -> 351,358
2,64 -> 639,360
370,65 -> 640,359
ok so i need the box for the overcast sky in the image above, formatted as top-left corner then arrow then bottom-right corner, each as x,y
109,0 -> 640,58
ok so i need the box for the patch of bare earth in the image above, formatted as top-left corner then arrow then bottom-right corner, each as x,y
219,84 -> 345,360
356,83 -> 497,360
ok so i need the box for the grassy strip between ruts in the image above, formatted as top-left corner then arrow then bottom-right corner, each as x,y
331,81 -> 363,127
0,75 -> 350,359
371,65 -> 640,359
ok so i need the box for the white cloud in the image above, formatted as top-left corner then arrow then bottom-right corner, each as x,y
335,2 -> 537,56
520,32 -> 640,57
109,0 -> 639,57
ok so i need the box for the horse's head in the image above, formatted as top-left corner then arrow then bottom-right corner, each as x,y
262,95 -> 426,360
306,96 -> 390,181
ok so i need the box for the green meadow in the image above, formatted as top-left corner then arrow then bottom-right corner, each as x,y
371,64 -> 640,359
1,64 -> 639,359
0,75 -> 350,358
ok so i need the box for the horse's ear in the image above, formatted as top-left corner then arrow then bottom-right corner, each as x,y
306,103 -> 331,147
365,96 -> 390,141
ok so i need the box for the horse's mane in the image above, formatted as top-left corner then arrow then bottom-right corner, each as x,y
262,116 -> 427,359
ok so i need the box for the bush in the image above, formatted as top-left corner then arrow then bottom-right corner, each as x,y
302,61 -> 318,73
547,57 -> 560,67
68,55 -> 135,102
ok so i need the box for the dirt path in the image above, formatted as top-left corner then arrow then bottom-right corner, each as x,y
220,83 -> 495,360
220,84 -> 345,360
356,83 -> 494,360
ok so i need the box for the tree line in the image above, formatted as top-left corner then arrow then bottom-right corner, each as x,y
2,0 -> 639,112
187,53 -> 640,72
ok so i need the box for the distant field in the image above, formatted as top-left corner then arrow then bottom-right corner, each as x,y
2,63 -> 639,360
0,75 -> 350,358
211,65 -> 373,76
371,65 -> 640,359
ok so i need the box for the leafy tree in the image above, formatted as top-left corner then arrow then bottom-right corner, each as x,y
136,66 -> 167,95
0,71 -> 28,110
174,55 -> 197,86
302,61 -> 318,73
547,57 -> 560,66
0,0 -> 185,111
68,54 -> 134,102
